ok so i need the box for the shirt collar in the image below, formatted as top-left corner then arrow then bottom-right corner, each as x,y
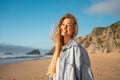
62,39 -> 74,51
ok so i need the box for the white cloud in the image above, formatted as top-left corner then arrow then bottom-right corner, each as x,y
85,0 -> 120,16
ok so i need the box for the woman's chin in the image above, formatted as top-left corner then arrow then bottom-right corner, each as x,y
61,34 -> 72,38
61,33 -> 67,36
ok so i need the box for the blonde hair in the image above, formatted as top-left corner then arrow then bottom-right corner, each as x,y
47,13 -> 78,76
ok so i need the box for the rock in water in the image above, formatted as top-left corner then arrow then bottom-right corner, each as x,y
26,49 -> 41,55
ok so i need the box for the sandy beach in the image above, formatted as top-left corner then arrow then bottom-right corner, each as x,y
0,53 -> 120,80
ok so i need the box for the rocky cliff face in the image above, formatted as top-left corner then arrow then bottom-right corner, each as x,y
76,21 -> 120,53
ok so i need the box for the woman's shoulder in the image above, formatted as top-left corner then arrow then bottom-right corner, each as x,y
72,39 -> 82,48
68,39 -> 86,51
72,39 -> 88,53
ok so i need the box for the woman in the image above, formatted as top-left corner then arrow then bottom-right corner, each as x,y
47,13 -> 94,80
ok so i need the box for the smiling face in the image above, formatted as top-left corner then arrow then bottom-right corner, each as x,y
60,18 -> 75,38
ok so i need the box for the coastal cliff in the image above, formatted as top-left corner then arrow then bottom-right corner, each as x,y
76,21 -> 120,53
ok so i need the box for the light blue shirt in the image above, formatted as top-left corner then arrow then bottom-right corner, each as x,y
49,39 -> 94,80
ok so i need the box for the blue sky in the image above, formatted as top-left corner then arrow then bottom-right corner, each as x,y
0,0 -> 120,50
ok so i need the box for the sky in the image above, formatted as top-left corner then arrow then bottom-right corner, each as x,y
0,0 -> 120,50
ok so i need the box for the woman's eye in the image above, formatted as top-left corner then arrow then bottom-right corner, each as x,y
68,24 -> 72,27
62,24 -> 64,26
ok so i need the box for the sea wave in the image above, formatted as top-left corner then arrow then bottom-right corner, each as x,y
0,54 -> 52,65
0,55 -> 44,59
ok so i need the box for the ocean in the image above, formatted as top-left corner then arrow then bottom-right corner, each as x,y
0,53 -> 52,66
0,44 -> 52,65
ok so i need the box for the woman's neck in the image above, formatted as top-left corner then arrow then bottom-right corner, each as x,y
63,37 -> 72,45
